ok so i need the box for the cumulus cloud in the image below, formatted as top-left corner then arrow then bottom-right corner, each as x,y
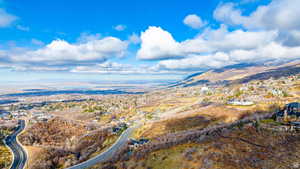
137,25 -> 278,60
213,3 -> 244,26
213,0 -> 300,47
158,42 -> 300,71
183,14 -> 206,29
0,36 -> 128,71
114,24 -> 126,31
185,25 -> 278,52
158,53 -> 233,71
137,26 -> 181,60
0,8 -> 17,27
214,0 -> 300,31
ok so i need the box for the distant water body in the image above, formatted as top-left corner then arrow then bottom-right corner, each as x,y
0,89 -> 144,98
0,100 -> 19,105
22,89 -> 48,92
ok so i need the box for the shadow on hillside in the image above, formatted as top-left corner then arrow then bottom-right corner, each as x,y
232,65 -> 300,84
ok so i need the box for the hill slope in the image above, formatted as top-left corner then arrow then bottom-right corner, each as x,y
177,60 -> 300,87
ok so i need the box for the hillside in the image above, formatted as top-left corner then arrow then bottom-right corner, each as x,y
19,117 -> 119,169
90,112 -> 300,169
176,60 -> 300,87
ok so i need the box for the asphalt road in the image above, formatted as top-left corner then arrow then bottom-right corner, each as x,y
5,120 -> 27,169
67,125 -> 138,169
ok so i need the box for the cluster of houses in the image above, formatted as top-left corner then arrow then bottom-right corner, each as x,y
260,102 -> 300,131
30,111 -> 53,123
128,138 -> 149,149
276,102 -> 300,123
0,100 -> 55,124
10,110 -> 28,119
227,99 -> 254,106
0,105 -> 28,120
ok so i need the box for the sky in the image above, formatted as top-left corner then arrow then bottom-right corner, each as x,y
0,0 -> 300,83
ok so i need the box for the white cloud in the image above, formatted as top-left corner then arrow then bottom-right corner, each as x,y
213,0 -> 300,47
157,42 -> 300,71
158,53 -> 233,71
0,36 -> 128,71
137,25 -> 278,60
137,26 -> 181,60
13,37 -> 127,64
114,24 -> 126,31
0,8 -> 17,27
214,0 -> 300,31
213,3 -> 245,26
186,25 -> 278,52
183,14 -> 206,29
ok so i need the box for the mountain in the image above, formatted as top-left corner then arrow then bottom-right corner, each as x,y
175,60 -> 300,87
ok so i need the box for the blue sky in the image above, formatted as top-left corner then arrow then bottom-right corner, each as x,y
0,0 -> 299,83
1,0 -> 269,42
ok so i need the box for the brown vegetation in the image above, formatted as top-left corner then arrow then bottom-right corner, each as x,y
19,117 -> 87,147
19,117 -> 117,169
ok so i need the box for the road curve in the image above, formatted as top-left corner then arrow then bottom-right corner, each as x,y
5,120 -> 27,169
67,125 -> 138,169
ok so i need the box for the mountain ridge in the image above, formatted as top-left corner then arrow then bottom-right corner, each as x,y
174,60 -> 300,87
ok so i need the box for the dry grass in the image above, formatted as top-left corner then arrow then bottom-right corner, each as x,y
25,146 -> 45,169
193,105 -> 242,123
135,104 -> 246,139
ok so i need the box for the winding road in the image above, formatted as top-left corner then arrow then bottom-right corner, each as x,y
5,120 -> 27,169
67,124 -> 138,169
